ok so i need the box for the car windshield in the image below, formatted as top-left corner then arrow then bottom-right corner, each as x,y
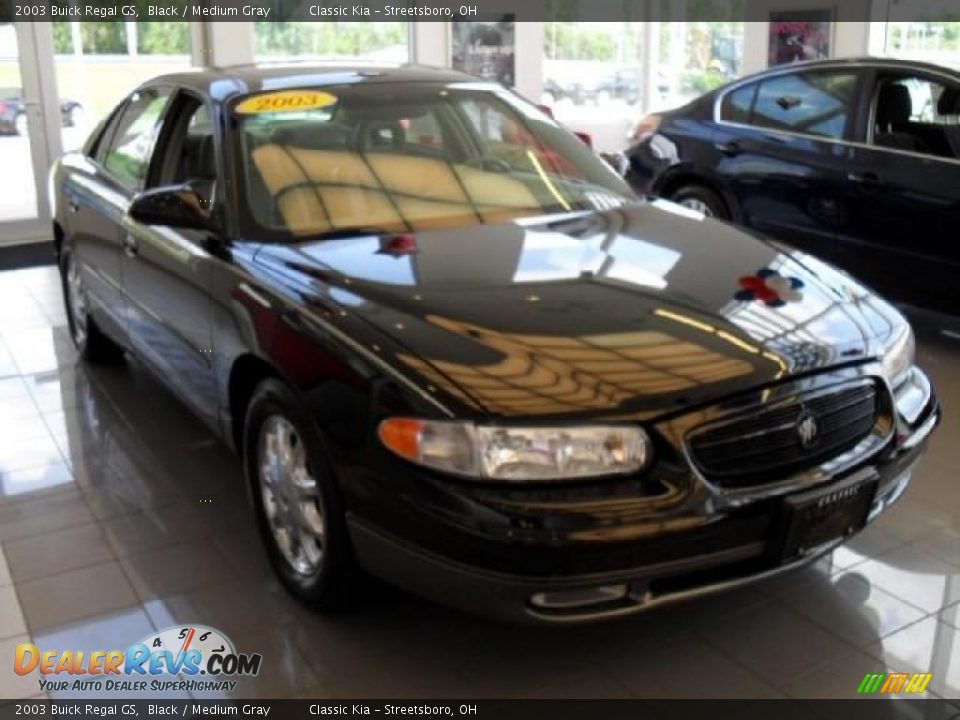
234,81 -> 634,239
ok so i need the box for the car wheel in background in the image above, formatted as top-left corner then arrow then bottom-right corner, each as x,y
13,113 -> 27,136
60,248 -> 125,363
245,378 -> 356,610
671,184 -> 730,220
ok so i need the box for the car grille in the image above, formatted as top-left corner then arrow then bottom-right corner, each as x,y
688,382 -> 881,489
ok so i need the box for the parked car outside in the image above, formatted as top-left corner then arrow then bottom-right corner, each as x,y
0,88 -> 83,135
50,64 -> 938,623
624,58 -> 960,315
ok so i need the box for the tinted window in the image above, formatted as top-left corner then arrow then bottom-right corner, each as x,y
236,83 -> 633,239
102,87 -> 173,191
720,83 -> 757,123
724,71 -> 856,139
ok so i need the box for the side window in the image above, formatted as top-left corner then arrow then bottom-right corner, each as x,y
720,82 -> 758,124
102,87 -> 173,191
872,75 -> 960,160
164,100 -> 218,204
733,71 -> 857,140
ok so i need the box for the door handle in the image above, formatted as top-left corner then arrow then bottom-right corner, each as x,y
847,171 -> 883,187
123,233 -> 139,258
715,140 -> 742,156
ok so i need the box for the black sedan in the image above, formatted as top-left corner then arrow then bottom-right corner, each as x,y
50,63 -> 938,623
625,58 -> 960,316
0,88 -> 83,135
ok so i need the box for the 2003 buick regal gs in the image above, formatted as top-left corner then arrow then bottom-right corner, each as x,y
49,63 -> 939,623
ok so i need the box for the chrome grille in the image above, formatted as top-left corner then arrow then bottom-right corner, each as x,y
688,382 -> 881,489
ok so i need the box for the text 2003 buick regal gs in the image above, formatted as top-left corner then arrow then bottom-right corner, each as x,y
50,63 -> 939,623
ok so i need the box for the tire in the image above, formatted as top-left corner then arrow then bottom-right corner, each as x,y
244,378 -> 356,610
670,184 -> 730,220
60,248 -> 125,363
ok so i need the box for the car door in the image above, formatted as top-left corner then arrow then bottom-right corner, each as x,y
120,91 -> 220,426
713,67 -> 863,261
63,87 -> 175,343
836,68 -> 960,314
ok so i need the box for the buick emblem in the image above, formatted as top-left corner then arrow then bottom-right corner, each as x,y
796,412 -> 820,449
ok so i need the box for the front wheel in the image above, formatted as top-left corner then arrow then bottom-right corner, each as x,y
244,379 -> 356,609
670,184 -> 730,220
60,248 -> 125,363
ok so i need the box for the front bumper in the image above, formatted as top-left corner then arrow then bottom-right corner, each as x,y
348,367 -> 939,623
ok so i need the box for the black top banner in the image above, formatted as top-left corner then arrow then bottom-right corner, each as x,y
1,0 -> 954,22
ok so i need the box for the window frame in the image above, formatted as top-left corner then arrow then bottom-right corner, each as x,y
96,83 -> 177,194
861,67 -> 960,164
714,61 -> 960,167
716,66 -> 862,143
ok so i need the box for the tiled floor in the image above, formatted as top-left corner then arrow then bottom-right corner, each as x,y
0,264 -> 958,701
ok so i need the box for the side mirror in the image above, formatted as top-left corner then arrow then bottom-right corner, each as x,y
128,184 -> 216,232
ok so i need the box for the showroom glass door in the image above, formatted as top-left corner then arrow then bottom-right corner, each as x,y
0,22 -> 59,245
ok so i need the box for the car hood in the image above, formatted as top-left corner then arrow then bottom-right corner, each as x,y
253,200 -> 906,420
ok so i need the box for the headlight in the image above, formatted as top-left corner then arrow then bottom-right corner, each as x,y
378,419 -> 652,481
882,326 -> 915,388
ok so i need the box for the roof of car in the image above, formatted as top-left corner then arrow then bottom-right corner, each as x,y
749,56 -> 960,78
142,62 -> 481,103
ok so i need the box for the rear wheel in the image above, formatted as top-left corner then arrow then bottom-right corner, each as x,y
670,184 -> 730,220
244,378 -> 356,609
60,248 -> 125,363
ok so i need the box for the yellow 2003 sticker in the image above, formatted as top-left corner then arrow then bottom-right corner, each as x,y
235,90 -> 338,115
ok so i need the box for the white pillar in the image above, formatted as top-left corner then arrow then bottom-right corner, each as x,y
412,21 -> 448,66
203,22 -> 255,66
514,22 -> 544,103
125,21 -> 137,56
642,16 -> 661,113
70,21 -> 82,56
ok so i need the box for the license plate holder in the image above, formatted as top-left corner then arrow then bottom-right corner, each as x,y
777,468 -> 879,562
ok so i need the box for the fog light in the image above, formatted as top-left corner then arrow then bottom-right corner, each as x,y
529,584 -> 629,610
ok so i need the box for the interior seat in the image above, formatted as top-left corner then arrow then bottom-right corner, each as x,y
874,83 -> 931,154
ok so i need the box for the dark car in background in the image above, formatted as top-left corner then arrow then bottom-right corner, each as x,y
625,58 -> 960,315
0,88 -> 83,135
50,63 -> 937,623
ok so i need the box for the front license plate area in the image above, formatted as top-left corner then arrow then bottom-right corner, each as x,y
778,468 -> 879,562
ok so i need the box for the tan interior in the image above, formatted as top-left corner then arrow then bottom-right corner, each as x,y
251,145 -> 542,235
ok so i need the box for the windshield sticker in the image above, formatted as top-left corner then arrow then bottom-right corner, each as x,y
235,90 -> 338,115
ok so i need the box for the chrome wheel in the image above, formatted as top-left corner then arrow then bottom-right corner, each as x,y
678,197 -> 714,217
65,254 -> 89,347
258,415 -> 325,576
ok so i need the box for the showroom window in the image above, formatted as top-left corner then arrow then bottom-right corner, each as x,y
253,22 -> 409,61
658,20 -> 745,110
52,21 -> 193,152
724,71 -> 857,140
541,22 -> 647,153
883,22 -> 960,70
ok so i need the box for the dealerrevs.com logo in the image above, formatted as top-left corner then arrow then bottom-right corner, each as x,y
13,625 -> 262,694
